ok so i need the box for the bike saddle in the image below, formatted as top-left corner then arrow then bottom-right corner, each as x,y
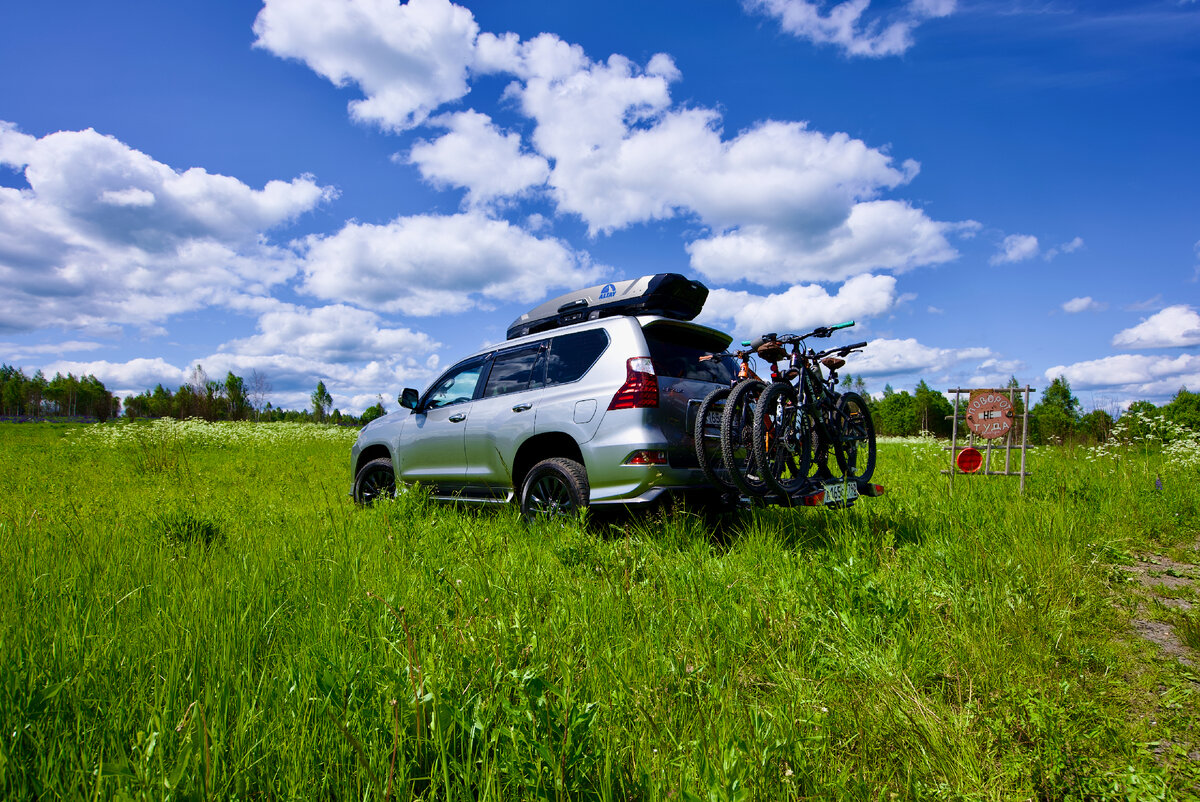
755,340 -> 788,362
821,356 -> 846,370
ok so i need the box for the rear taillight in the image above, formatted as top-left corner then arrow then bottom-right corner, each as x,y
608,357 -> 658,410
623,450 -> 668,466
800,490 -> 826,506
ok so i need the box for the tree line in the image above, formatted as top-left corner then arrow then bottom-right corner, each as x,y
5,360 -> 1197,440
1,363 -> 376,425
0,365 -> 118,420
123,369 -> 376,424
844,373 -> 1200,445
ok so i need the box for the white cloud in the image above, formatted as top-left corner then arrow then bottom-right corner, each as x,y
745,0 -> 956,57
0,122 -> 333,335
255,3 -> 970,288
696,274 -> 898,335
42,357 -> 188,396
848,337 -> 990,377
253,0 -> 479,131
220,302 -> 438,365
1045,353 -> 1200,396
49,338 -> 444,415
99,188 -> 156,208
408,110 -> 549,206
967,357 -> 1027,388
0,340 -> 103,359
1112,305 -> 1200,348
989,234 -> 1039,265
298,212 -> 604,315
687,201 -> 972,285
1062,296 -> 1105,313
1044,235 -> 1084,261
1126,295 -> 1163,312
494,34 -> 973,283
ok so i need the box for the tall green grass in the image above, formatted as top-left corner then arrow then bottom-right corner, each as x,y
1,421 -> 1197,799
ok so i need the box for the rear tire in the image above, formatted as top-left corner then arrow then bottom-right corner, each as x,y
833,391 -> 876,482
353,457 -> 396,505
520,457 -> 590,521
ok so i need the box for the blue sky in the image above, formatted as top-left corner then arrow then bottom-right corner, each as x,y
1,0 -> 1197,414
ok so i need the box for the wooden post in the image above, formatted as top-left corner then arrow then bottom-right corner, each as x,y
949,389 -> 961,493
1019,385 -> 1032,494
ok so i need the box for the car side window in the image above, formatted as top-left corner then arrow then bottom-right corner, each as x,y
423,362 -> 485,409
545,329 -> 609,386
483,344 -> 546,398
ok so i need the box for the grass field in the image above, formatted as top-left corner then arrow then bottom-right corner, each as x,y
1,419 -> 1198,800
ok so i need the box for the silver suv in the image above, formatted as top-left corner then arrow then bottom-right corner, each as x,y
350,278 -> 735,517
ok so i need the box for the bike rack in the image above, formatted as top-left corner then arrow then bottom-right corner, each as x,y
728,476 -> 886,510
693,323 -> 885,512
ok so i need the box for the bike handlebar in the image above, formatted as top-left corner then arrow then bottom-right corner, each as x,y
815,341 -> 868,359
743,321 -> 856,348
812,321 -> 854,339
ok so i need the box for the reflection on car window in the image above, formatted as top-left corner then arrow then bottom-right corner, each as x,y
424,364 -> 484,409
484,345 -> 546,398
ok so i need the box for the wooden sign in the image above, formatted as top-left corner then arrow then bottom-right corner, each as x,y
965,390 -> 1014,439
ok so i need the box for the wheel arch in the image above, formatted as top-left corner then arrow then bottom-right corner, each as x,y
511,433 -> 584,494
355,443 -> 393,477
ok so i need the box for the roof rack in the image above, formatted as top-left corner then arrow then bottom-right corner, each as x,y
506,273 -> 708,340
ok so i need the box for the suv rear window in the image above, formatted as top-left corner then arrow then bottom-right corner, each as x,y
644,324 -> 736,384
545,329 -> 609,386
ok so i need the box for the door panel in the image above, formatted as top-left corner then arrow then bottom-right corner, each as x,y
396,360 -> 484,491
398,406 -> 470,490
462,343 -> 546,495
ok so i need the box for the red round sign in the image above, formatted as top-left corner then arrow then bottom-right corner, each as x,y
956,447 -> 983,474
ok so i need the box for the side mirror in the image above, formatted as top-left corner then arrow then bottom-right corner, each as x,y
399,388 -> 419,410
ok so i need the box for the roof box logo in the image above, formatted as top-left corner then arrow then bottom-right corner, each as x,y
599,283 -> 617,300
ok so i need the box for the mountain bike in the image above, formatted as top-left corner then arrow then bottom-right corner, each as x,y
751,324 -> 876,497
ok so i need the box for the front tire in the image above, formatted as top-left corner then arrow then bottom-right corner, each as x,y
520,457 -> 590,521
353,457 -> 396,505
833,391 -> 876,482
752,382 -> 807,496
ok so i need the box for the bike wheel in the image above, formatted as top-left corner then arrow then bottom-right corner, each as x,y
720,380 -> 770,497
832,390 -> 876,482
693,386 -> 735,491
752,382 -> 807,496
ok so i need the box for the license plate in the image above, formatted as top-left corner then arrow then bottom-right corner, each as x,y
687,398 -> 724,432
823,479 -> 859,506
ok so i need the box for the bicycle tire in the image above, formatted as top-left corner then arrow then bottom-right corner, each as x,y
752,381 -> 807,496
720,379 -> 770,497
832,390 -> 876,482
693,386 -> 735,491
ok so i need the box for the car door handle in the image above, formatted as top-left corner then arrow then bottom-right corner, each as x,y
448,413 -> 466,422
511,403 -> 532,412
